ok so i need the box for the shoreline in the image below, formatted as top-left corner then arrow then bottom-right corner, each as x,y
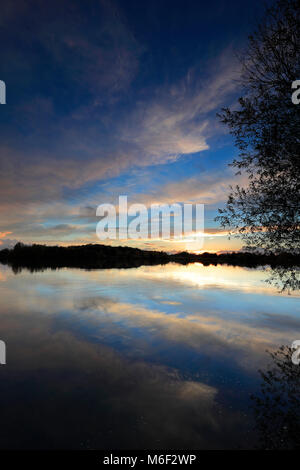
0,243 -> 299,272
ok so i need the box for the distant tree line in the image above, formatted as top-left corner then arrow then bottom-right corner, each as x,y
0,242 -> 298,274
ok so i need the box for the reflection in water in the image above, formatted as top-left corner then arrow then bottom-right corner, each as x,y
251,346 -> 300,450
0,263 -> 299,449
266,266 -> 300,293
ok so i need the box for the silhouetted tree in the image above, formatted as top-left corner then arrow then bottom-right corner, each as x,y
216,0 -> 300,290
251,346 -> 300,449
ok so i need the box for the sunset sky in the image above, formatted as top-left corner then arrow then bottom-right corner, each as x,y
0,0 -> 266,253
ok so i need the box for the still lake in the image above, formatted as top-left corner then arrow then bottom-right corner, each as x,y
0,262 -> 299,449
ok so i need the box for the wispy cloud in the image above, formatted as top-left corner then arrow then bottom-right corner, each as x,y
0,1 -> 242,248
119,48 -> 239,160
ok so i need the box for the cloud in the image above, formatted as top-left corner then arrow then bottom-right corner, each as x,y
119,48 -> 239,160
0,232 -> 12,239
0,168 -> 241,246
0,2 -> 241,246
0,46 -> 239,206
0,232 -> 14,248
45,1 -> 142,98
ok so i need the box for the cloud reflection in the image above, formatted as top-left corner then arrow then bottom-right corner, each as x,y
0,263 -> 298,448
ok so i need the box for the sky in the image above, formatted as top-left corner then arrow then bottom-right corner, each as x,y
0,0 -> 268,253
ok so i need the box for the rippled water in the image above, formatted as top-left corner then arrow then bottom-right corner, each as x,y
0,263 -> 299,449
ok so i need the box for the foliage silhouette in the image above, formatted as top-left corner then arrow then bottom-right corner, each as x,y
251,345 -> 300,449
216,0 -> 300,290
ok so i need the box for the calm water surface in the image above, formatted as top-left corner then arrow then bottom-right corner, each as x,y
0,263 -> 299,449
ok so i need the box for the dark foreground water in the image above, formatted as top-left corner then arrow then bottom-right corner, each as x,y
0,263 -> 299,449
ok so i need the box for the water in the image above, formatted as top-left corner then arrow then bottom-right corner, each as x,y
0,263 -> 299,449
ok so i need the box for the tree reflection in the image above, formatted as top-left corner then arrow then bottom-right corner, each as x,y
266,267 -> 300,293
251,346 -> 300,449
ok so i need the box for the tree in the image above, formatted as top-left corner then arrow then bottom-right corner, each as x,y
216,0 -> 300,259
